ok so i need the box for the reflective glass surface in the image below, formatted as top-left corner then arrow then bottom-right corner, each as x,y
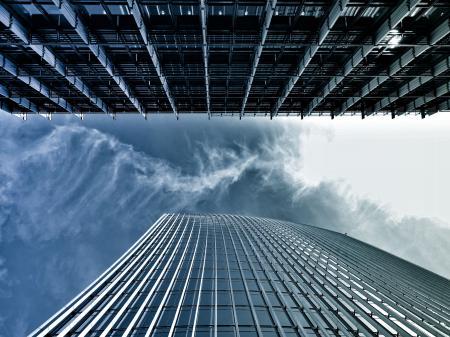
30,214 -> 450,337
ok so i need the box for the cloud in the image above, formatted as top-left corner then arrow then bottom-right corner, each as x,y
0,123 -> 255,243
0,114 -> 448,336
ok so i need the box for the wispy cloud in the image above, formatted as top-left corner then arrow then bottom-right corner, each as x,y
0,123 -> 255,243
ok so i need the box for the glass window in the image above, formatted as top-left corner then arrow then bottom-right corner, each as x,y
233,291 -> 249,306
217,307 -> 234,325
290,309 -> 309,327
152,327 -> 169,337
217,326 -> 235,337
260,281 -> 274,292
246,280 -> 259,291
217,290 -> 232,305
266,292 -> 282,307
274,308 -> 292,326
194,327 -> 212,337
200,291 -> 213,305
217,279 -> 230,290
139,309 -> 157,327
202,278 -> 214,291
158,308 -> 176,327
197,308 -> 212,326
256,308 -> 273,326
250,292 -> 265,306
167,291 -> 181,306
238,327 -> 258,337
232,279 -> 245,290
217,269 -> 229,279
182,290 -> 196,306
204,268 -> 214,279
283,327 -> 300,337
236,308 -> 254,325
282,293 -> 296,307
261,327 -> 279,337
177,307 -> 193,326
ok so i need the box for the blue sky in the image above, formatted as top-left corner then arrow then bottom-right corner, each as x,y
1,112 -> 449,336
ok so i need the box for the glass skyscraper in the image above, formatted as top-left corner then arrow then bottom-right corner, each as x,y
30,213 -> 449,337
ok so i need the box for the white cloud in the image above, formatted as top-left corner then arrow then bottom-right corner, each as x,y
0,123 -> 257,242
278,113 -> 450,225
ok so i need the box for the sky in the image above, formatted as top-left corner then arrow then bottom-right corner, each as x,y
0,112 -> 450,336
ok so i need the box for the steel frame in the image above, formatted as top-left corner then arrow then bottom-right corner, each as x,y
240,0 -> 276,119
305,0 -> 422,117
271,0 -> 348,118
0,2 -> 110,115
369,55 -> 450,115
339,17 -> 450,115
128,0 -> 178,117
0,0 -> 449,119
53,0 -> 146,115
200,0 -> 211,118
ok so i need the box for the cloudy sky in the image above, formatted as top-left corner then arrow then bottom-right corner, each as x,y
1,112 -> 449,336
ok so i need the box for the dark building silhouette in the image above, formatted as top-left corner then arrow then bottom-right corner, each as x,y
30,213 -> 450,337
1,1 -> 450,119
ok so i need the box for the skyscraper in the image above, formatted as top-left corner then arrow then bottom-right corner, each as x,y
30,213 -> 449,337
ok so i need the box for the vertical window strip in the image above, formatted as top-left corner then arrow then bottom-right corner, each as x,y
97,214 -> 189,336
223,215 -> 264,337
143,215 -> 199,337
121,214 -> 191,337
191,215 -> 210,337
51,213 -> 175,336
33,213 -> 170,337
168,216 -> 203,337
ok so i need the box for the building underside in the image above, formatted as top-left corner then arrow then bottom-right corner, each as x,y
1,0 -> 450,119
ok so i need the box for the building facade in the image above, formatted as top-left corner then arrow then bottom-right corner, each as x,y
30,213 -> 450,337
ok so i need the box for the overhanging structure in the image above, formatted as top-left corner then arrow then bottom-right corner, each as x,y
29,213 -> 450,336
0,1 -> 450,119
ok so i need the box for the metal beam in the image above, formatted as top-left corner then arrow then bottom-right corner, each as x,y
368,56 -> 450,114
271,0 -> 348,118
0,99 -> 30,119
1,109 -> 437,117
53,0 -> 146,115
339,17 -> 450,115
240,0 -> 276,119
0,3 -> 110,114
0,82 -> 39,114
128,0 -> 178,117
426,98 -> 450,114
200,0 -> 210,119
404,79 -> 450,113
0,99 -> 12,115
5,40 -> 450,49
212,110 -> 432,117
0,83 -> 53,118
305,0 -> 422,115
0,53 -> 77,114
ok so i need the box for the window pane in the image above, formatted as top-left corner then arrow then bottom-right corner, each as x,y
217,307 -> 234,325
256,308 -> 273,326
236,308 -> 254,325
